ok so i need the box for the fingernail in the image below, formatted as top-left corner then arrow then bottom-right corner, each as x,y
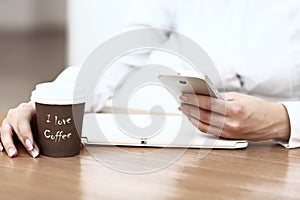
25,139 -> 33,151
0,143 -> 3,152
31,148 -> 39,158
178,106 -> 183,111
180,95 -> 188,102
7,148 -> 16,157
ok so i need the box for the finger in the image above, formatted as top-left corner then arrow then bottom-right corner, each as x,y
180,104 -> 226,128
187,115 -> 248,140
13,118 -> 35,152
186,114 -> 245,140
14,119 -> 40,158
186,114 -> 223,137
30,142 -> 39,158
1,124 -> 17,157
180,94 -> 227,115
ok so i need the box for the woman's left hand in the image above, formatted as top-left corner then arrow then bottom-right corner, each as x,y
179,92 -> 291,141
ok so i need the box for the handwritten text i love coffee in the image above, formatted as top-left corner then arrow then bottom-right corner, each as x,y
43,114 -> 72,143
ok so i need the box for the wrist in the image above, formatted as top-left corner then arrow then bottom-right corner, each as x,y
273,103 -> 291,140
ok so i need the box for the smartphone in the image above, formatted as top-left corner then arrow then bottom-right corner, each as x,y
158,74 -> 223,100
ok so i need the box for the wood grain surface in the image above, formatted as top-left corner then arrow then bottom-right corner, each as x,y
1,115 -> 300,200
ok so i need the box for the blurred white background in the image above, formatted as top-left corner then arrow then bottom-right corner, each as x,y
0,0 -> 67,113
67,0 -> 132,65
0,0 -> 134,113
0,0 -> 156,114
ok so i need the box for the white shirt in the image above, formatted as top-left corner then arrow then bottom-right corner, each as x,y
54,0 -> 300,148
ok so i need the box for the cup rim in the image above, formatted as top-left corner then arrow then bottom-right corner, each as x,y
31,82 -> 87,105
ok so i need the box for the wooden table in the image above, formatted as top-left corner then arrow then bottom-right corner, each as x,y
1,115 -> 300,200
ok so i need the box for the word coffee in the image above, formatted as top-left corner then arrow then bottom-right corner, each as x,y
43,114 -> 73,143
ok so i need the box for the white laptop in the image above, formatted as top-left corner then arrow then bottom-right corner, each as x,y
81,113 -> 248,149
81,69 -> 247,149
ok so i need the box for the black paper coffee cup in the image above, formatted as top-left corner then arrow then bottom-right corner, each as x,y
31,82 -> 87,157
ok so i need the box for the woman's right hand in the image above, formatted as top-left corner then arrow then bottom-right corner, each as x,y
0,103 -> 39,158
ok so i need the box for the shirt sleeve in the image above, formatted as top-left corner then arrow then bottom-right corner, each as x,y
91,0 -> 176,112
52,1 -> 176,112
273,101 -> 300,148
52,65 -> 135,112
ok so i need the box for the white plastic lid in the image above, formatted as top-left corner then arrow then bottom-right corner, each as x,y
31,82 -> 87,105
